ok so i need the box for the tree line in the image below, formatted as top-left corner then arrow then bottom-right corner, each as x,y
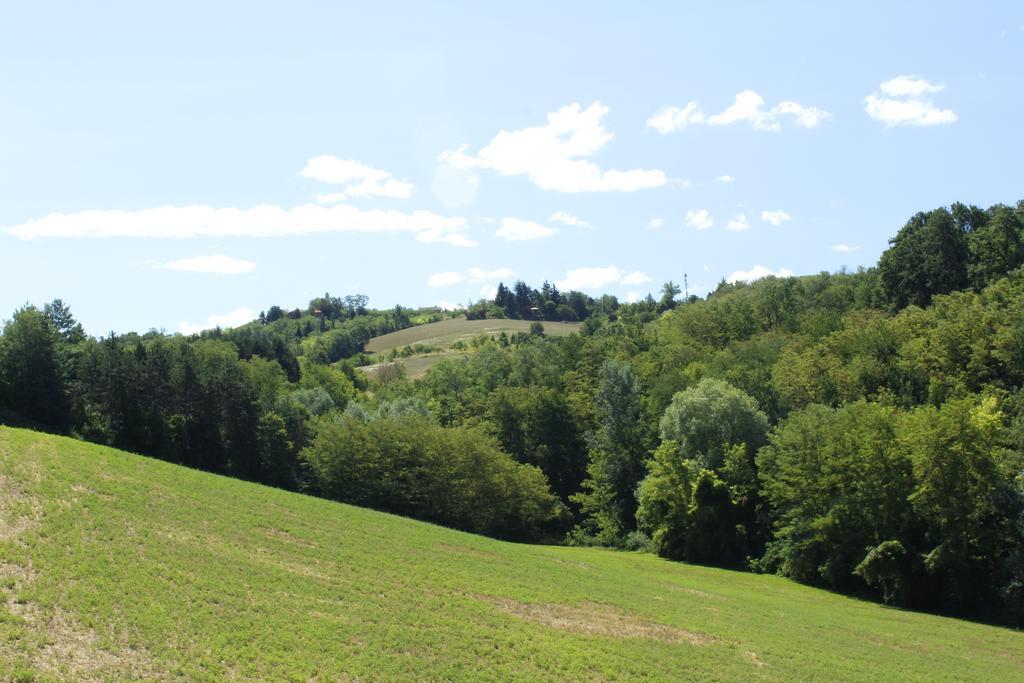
2,198 -> 1024,623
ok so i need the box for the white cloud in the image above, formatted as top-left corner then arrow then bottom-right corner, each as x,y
427,271 -> 466,288
726,266 -> 794,284
436,300 -> 465,311
832,244 -> 861,252
648,90 -> 831,134
178,307 -> 255,335
554,266 -> 650,292
761,209 -> 792,226
773,101 -> 833,128
879,75 -> 945,98
467,266 -> 513,281
686,209 -> 714,230
439,102 -> 668,193
727,213 -> 751,231
707,90 -> 780,131
625,291 -> 641,304
621,270 -> 652,285
646,217 -> 665,231
158,254 -> 256,275
495,218 -> 557,242
428,266 -> 514,288
646,102 -> 705,133
301,155 -> 414,199
864,76 -> 957,127
549,211 -> 593,229
4,203 -> 476,247
715,175 -> 735,184
556,266 -> 625,291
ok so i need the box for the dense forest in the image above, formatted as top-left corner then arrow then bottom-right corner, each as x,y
3,198 -> 1024,624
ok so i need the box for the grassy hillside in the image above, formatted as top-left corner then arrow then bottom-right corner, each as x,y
361,317 -> 582,379
1,427 -> 1023,681
365,318 -> 582,354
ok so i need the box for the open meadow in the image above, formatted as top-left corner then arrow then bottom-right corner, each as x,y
2,426 -> 1023,681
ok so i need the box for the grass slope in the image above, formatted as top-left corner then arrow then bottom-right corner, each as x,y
1,426 -> 1022,681
362,318 -> 582,380
365,318 -> 582,354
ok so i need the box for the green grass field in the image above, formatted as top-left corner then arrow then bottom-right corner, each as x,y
361,317 -> 582,380
2,426 -> 1023,681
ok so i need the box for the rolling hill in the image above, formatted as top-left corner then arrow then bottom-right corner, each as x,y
2,426 -> 1023,681
361,317 -> 583,380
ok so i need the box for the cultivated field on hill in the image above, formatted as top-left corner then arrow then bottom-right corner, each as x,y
361,317 -> 582,379
2,426 -> 1023,681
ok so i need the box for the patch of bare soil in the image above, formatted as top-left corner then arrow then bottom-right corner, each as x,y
0,476 -> 169,680
259,526 -> 319,548
0,474 -> 41,541
477,594 -> 714,645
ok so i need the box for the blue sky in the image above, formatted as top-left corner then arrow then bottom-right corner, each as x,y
2,2 -> 1022,334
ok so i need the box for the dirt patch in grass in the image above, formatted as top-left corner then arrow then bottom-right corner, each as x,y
1,562 -> 165,680
0,475 -> 41,542
260,526 -> 319,549
477,595 -> 714,645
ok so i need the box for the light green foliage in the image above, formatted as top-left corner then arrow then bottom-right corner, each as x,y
301,414 -> 566,540
898,395 -> 1013,609
298,359 -> 358,409
658,378 -> 768,471
3,427 -> 1024,681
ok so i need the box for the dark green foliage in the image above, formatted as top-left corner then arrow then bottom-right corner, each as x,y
0,306 -> 70,429
571,360 -> 650,544
878,207 -> 969,309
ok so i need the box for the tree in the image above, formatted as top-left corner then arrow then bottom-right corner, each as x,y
301,414 -> 566,540
878,207 -> 969,309
659,378 -> 768,471
897,395 -> 1014,612
43,299 -> 85,343
0,306 -> 70,429
571,360 -> 649,544
659,281 -> 682,311
967,205 -> 1024,290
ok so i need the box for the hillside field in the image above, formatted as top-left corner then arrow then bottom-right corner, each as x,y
361,317 -> 582,379
2,426 -> 1023,681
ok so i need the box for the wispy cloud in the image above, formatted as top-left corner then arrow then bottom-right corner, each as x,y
761,209 -> 792,226
727,213 -> 751,231
301,155 -> 415,199
648,90 -> 832,134
715,175 -> 735,184
4,204 -> 476,247
686,209 -> 714,230
555,266 -> 650,291
646,217 -> 665,231
864,76 -> 957,127
549,211 -> 593,229
158,254 -> 256,275
439,102 -> 668,193
832,244 -> 861,253
495,218 -> 557,242
427,266 -> 514,288
178,307 -> 255,335
726,265 -> 794,284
